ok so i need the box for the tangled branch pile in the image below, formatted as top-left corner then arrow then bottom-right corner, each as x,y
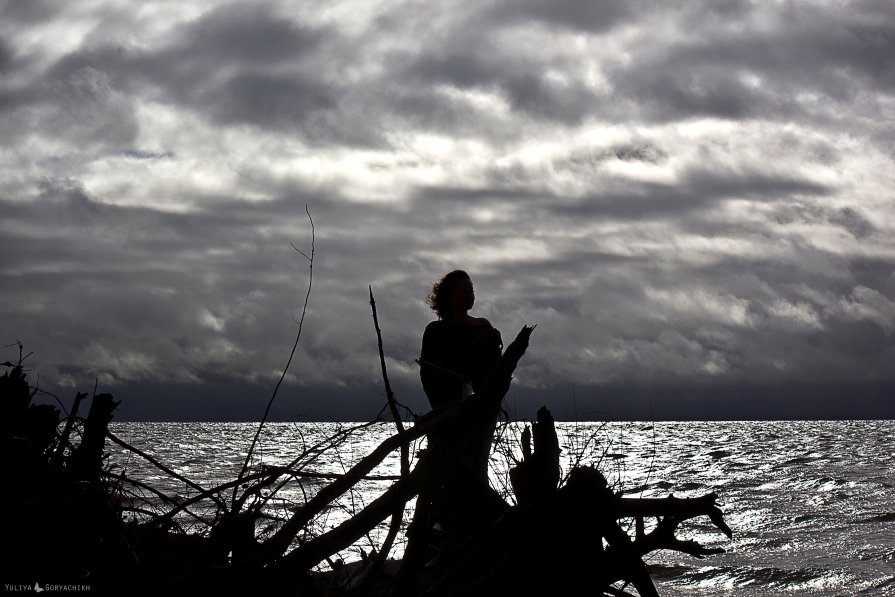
2,329 -> 731,597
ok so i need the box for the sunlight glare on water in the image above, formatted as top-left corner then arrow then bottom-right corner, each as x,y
108,419 -> 895,595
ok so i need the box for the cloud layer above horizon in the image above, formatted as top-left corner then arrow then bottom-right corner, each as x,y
2,0 -> 894,415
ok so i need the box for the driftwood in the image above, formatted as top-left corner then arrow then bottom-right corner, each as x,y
1,353 -> 138,594
409,408 -> 732,597
2,323 -> 732,596
70,392 -> 119,480
369,286 -> 410,579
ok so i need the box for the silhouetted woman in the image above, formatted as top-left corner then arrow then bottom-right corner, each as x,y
420,270 -> 503,412
413,271 -> 507,563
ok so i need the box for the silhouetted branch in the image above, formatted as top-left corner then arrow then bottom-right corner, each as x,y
51,391 -> 85,467
234,205 -> 315,507
70,393 -> 119,479
3,325 -> 736,595
254,409 -> 450,563
107,430 -> 228,513
103,469 -> 209,526
368,286 -> 410,573
276,464 -> 424,573
250,327 -> 536,566
619,493 -> 733,558
250,420 -> 381,514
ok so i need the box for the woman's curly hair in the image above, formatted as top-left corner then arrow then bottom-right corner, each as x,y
427,270 -> 470,320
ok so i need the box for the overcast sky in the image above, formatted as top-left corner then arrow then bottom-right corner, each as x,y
2,0 -> 894,421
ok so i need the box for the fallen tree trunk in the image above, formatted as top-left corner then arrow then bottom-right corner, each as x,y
214,326 -> 537,577
261,321 -> 730,596
70,392 -> 119,480
416,420 -> 731,597
258,322 -> 731,596
4,326 -> 734,596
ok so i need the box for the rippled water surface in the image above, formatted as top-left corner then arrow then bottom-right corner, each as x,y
108,420 -> 895,595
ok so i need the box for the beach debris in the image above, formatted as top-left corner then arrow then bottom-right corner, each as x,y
2,322 -> 731,596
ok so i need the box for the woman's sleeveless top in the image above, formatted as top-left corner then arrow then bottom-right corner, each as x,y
420,320 -> 503,408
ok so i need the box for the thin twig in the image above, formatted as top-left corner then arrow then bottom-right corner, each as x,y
252,420 -> 381,513
368,287 -> 407,445
233,205 -> 315,507
106,430 -> 226,512
368,286 -> 409,571
102,470 -> 209,526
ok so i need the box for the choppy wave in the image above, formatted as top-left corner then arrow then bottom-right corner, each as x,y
108,419 -> 895,595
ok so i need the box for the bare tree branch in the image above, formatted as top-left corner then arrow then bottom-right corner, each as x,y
368,286 -> 410,572
233,205 -> 315,507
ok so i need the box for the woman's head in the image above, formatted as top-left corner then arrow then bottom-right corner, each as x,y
427,270 -> 474,319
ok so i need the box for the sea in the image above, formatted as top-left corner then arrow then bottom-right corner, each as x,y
107,420 -> 895,596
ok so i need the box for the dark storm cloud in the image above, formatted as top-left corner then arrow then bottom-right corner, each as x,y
1,170 -> 438,398
376,0 -> 895,132
0,38 -> 15,73
828,207 -> 875,239
414,163 -> 835,224
769,202 -> 879,240
140,4 -> 346,136
364,2 -> 622,130
122,149 -> 175,160
16,3 -> 358,146
401,49 -> 600,126
2,0 -> 894,419
169,4 -> 322,64
483,0 -> 640,34
0,0 -> 59,25
4,188 -> 316,384
608,1 -> 895,123
0,62 -> 139,152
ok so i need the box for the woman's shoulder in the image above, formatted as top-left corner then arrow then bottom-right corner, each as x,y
425,316 -> 493,328
424,319 -> 448,332
468,316 -> 493,328
423,319 -> 450,340
423,318 -> 494,345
